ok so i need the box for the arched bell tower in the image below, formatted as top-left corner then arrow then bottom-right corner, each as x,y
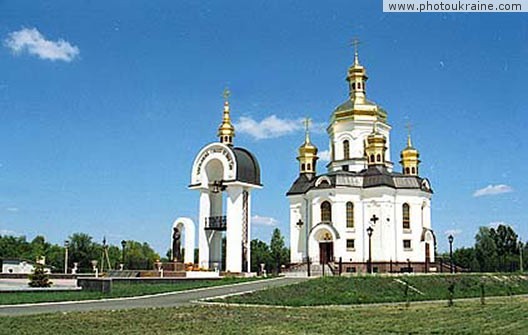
189,90 -> 262,273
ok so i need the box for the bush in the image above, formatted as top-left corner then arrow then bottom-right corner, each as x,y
28,264 -> 52,288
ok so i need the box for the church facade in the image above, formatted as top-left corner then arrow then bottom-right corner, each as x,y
287,50 -> 436,273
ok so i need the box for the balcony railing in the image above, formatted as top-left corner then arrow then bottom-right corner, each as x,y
205,216 -> 227,230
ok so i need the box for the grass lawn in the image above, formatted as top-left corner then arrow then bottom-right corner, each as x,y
0,297 -> 526,334
220,274 -> 528,306
0,277 -> 261,305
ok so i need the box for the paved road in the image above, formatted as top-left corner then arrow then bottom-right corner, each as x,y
0,277 -> 308,317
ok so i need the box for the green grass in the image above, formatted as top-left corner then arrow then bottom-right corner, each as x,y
221,274 -> 528,306
0,277 -> 261,305
1,297 -> 527,334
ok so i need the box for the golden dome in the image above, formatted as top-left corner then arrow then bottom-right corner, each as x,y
217,90 -> 235,145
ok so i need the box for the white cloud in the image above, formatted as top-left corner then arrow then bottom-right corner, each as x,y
235,115 -> 325,140
0,229 -> 17,236
444,229 -> 462,237
252,215 -> 279,226
5,207 -> 19,212
319,149 -> 331,162
473,184 -> 513,197
4,27 -> 79,62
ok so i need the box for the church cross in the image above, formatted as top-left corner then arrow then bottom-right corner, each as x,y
351,38 -> 361,55
405,122 -> 413,136
303,117 -> 312,134
370,214 -> 379,225
223,88 -> 231,101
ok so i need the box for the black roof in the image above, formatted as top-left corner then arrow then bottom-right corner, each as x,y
233,147 -> 261,186
287,165 -> 432,195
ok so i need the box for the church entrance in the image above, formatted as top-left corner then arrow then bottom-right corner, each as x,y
319,242 -> 333,264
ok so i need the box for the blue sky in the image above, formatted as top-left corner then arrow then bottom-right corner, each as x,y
0,1 -> 526,254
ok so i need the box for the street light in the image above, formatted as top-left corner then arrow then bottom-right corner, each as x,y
64,240 -> 70,274
366,226 -> 374,274
519,240 -> 524,273
121,240 -> 127,269
448,234 -> 454,274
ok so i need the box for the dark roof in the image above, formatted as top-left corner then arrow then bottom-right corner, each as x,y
287,165 -> 432,195
233,147 -> 261,186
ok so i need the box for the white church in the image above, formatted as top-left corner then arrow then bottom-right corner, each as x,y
287,49 -> 436,273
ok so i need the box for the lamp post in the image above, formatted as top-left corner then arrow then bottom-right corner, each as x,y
64,240 -> 70,274
448,234 -> 454,274
519,240 -> 524,273
121,240 -> 127,269
366,226 -> 374,274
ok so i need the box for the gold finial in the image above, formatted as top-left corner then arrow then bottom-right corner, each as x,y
405,122 -> 413,147
218,88 -> 235,145
351,38 -> 361,65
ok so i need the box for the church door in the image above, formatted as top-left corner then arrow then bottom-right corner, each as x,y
319,242 -> 334,264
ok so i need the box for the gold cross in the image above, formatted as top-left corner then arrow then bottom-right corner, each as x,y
405,122 -> 413,135
223,88 -> 231,101
351,38 -> 361,54
303,117 -> 312,133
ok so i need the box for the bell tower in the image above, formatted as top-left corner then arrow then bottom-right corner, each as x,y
297,118 -> 319,180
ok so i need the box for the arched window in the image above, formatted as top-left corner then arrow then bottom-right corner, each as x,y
343,140 -> 350,160
321,201 -> 332,223
402,203 -> 410,229
307,163 -> 311,170
376,154 -> 381,162
405,167 -> 410,174
411,167 -> 416,174
346,202 -> 354,228
370,154 -> 375,163
301,163 -> 306,171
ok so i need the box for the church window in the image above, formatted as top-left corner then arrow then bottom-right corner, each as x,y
321,201 -> 332,223
343,140 -> 350,160
411,167 -> 416,174
346,202 -> 354,228
405,167 -> 410,174
402,203 -> 410,229
370,154 -> 375,163
307,163 -> 311,170
403,239 -> 411,250
301,163 -> 306,171
357,82 -> 361,89
342,165 -> 349,171
351,82 -> 356,90
376,154 -> 381,162
346,239 -> 355,250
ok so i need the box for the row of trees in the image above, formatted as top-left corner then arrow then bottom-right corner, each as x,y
452,224 -> 527,272
251,228 -> 289,274
0,233 -> 160,272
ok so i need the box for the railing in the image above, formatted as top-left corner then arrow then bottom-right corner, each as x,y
205,216 -> 227,230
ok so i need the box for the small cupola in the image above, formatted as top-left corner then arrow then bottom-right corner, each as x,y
217,88 -> 235,145
400,128 -> 420,175
365,122 -> 387,167
346,39 -> 368,104
297,118 -> 318,180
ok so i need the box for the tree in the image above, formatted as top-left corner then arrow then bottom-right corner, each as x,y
475,227 -> 498,272
269,228 -> 289,274
69,233 -> 98,271
453,247 -> 479,272
251,239 -> 271,273
490,225 -> 519,271
123,240 -> 160,270
28,264 -> 52,287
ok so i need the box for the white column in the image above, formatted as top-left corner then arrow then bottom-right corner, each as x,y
246,190 -> 252,272
198,190 -> 211,269
226,186 -> 243,273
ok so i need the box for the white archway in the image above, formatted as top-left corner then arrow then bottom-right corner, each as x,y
172,217 -> 196,264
